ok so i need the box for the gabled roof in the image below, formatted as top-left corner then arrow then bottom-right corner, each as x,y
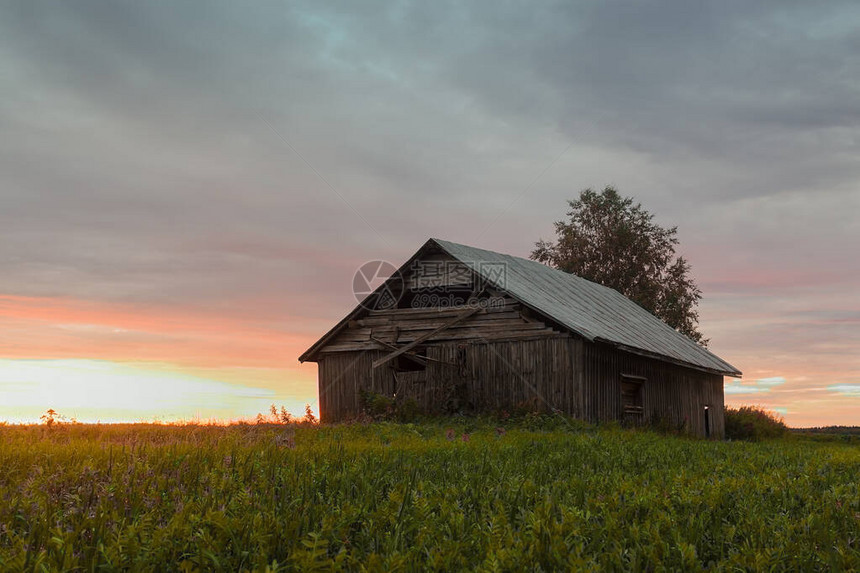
300,238 -> 742,377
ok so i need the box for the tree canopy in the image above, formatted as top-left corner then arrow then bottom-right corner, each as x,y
531,186 -> 708,345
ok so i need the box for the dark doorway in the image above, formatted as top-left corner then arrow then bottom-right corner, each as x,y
704,406 -> 711,438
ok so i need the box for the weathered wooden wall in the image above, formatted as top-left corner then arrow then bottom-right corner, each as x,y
318,299 -> 561,353
391,338 -> 585,415
318,350 -> 389,423
318,337 -> 582,422
582,342 -> 725,438
317,301 -> 574,421
316,305 -> 724,438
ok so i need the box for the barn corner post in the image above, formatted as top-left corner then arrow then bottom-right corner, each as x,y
300,238 -> 740,430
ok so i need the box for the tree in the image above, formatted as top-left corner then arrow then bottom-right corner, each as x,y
531,186 -> 708,346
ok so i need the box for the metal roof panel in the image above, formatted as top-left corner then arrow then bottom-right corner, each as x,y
432,238 -> 741,376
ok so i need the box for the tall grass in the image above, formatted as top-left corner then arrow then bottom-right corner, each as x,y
0,421 -> 857,571
724,405 -> 788,441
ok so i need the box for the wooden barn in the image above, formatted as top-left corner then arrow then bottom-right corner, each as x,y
300,239 -> 741,437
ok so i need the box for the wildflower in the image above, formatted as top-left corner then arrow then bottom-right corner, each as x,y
462,433 -> 470,442
445,428 -> 455,441
495,427 -> 506,437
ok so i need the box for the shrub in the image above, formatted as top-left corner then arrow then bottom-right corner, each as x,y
358,389 -> 394,418
652,415 -> 689,436
395,398 -> 421,423
725,405 -> 788,441
357,390 -> 421,422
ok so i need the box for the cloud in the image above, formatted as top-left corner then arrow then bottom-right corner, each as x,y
724,385 -> 769,396
827,384 -> 860,397
2,1 -> 859,313
724,376 -> 787,395
0,1 -> 858,425
754,377 -> 787,387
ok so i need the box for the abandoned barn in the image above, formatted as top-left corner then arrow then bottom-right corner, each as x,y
300,238 -> 741,437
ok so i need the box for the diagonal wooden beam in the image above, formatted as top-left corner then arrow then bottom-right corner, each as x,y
369,335 -> 429,365
371,307 -> 481,369
369,335 -> 458,366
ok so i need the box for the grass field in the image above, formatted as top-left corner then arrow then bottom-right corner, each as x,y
1,418 -> 858,571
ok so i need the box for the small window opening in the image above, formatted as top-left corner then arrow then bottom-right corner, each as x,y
393,346 -> 427,372
621,375 -> 644,417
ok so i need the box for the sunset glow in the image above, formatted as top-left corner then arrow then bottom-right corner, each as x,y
0,359 -> 281,424
0,294 -> 318,424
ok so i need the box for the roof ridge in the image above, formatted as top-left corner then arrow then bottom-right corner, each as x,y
431,237 -> 632,296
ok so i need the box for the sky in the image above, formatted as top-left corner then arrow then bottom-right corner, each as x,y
1,1 -> 858,426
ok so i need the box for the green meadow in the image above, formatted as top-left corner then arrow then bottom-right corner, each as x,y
0,419 -> 858,571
